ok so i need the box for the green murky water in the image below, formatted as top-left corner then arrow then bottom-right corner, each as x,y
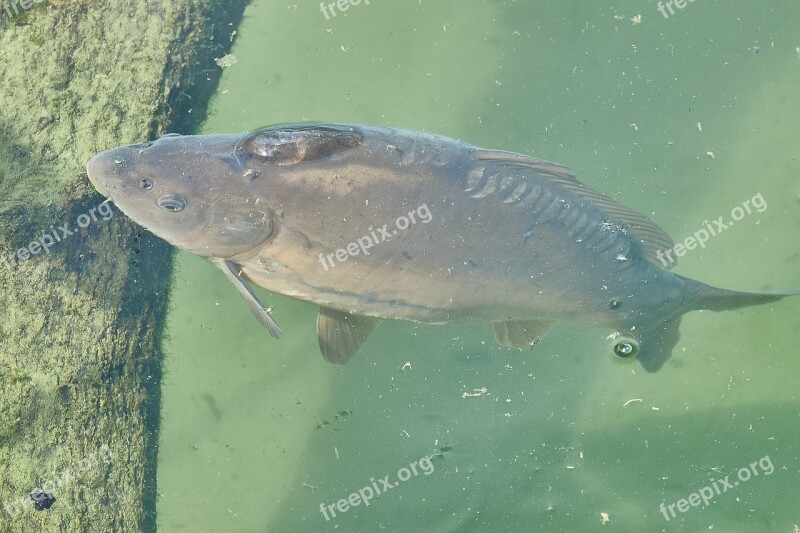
156,1 -> 800,531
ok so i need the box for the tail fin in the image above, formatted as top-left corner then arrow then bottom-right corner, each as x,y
685,278 -> 800,313
633,277 -> 798,372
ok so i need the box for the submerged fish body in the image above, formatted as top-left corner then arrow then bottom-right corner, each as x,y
86,124 -> 795,371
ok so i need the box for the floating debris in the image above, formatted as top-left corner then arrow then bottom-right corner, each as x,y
462,387 -> 488,398
214,54 -> 238,68
30,491 -> 56,511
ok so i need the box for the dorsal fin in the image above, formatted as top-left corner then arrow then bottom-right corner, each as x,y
472,149 -> 676,268
473,149 -> 577,181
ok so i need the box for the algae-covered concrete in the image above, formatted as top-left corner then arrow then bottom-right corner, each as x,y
0,0 -> 247,530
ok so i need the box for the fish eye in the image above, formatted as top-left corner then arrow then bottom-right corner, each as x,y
157,194 -> 186,212
613,337 -> 639,358
140,178 -> 154,190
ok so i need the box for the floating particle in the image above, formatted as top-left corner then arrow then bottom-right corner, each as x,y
214,54 -> 238,68
462,387 -> 488,398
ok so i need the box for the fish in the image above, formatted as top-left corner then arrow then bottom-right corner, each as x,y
86,124 -> 798,372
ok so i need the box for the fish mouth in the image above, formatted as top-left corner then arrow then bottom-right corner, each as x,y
86,151 -> 115,198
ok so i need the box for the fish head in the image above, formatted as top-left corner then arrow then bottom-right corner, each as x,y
87,125 -> 366,259
86,132 -> 279,259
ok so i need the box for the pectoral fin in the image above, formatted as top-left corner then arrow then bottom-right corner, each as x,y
213,259 -> 283,339
317,308 -> 380,364
493,319 -> 556,349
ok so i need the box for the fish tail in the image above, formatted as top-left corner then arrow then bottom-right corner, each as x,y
681,276 -> 800,312
631,277 -> 798,373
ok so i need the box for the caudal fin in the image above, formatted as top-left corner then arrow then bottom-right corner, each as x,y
686,279 -> 800,313
632,277 -> 798,372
